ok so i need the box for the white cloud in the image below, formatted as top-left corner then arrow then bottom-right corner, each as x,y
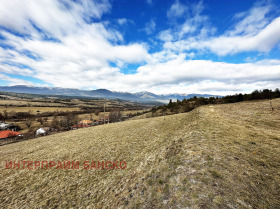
158,30 -> 173,42
0,64 -> 33,76
163,0 -> 214,43
0,0 -> 151,89
117,56 -> 280,95
160,1 -> 280,56
144,19 -> 156,35
0,0 -> 111,38
229,2 -> 271,36
57,54 -> 279,95
131,56 -> 280,85
117,18 -> 134,26
117,18 -> 128,25
0,73 -> 36,86
201,17 -> 280,55
167,0 -> 188,19
0,0 -> 280,96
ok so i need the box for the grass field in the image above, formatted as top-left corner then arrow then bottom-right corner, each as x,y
4,110 -> 144,133
0,94 -> 147,133
0,99 -> 66,107
0,106 -> 81,113
0,99 -> 279,208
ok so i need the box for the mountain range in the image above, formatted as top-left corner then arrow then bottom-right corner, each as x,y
0,85 -> 220,103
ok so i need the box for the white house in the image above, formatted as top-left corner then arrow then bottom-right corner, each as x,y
36,128 -> 46,135
0,123 -> 10,130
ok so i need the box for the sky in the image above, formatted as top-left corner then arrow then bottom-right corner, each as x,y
0,0 -> 280,95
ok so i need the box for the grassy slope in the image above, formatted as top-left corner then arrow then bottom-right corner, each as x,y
0,99 -> 279,208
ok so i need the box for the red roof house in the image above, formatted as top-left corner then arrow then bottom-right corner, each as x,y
71,123 -> 91,129
0,130 -> 21,139
99,116 -> 109,122
80,120 -> 93,125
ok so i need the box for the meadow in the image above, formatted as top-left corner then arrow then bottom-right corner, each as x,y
0,99 -> 279,208
0,93 -> 147,133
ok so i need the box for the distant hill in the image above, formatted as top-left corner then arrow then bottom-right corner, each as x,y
0,85 -> 220,103
1,99 -> 279,208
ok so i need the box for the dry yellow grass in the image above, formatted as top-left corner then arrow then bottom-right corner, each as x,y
0,99 -> 279,208
122,110 -> 145,115
4,109 -> 144,133
0,106 -> 81,113
0,99 -> 67,107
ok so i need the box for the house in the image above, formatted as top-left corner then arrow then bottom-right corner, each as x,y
0,122 -> 20,131
80,120 -> 93,125
99,116 -> 109,123
36,128 -> 46,135
93,120 -> 99,125
0,122 -> 9,130
0,130 -> 22,139
71,123 -> 91,129
71,119 -> 93,129
99,113 -> 110,123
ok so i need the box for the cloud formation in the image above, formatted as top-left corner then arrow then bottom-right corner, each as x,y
0,0 -> 280,95
144,19 -> 156,35
161,1 -> 280,56
0,0 -> 150,87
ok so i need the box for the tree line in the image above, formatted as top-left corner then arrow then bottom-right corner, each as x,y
151,88 -> 280,116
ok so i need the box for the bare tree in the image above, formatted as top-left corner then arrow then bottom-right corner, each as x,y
60,114 -> 80,130
37,118 -> 44,125
109,109 -> 122,123
25,118 -> 33,130
0,112 -> 4,122
51,117 -> 60,129
89,113 -> 93,121
3,110 -> 8,122
95,109 -> 100,116
43,117 -> 49,124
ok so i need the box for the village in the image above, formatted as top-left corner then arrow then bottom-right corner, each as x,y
0,111 -> 132,145
0,92 -> 150,145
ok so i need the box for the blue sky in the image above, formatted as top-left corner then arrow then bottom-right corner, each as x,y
0,0 -> 280,95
